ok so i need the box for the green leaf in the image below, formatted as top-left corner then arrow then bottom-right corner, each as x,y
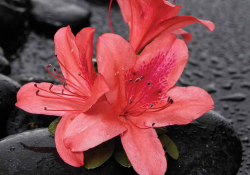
48,117 -> 61,135
159,134 -> 179,160
113,138 -> 131,168
93,58 -> 98,73
84,139 -> 115,169
155,127 -> 167,135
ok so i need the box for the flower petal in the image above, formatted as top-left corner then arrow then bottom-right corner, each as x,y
135,33 -> 188,93
136,15 -> 214,53
172,28 -> 193,43
54,26 -> 91,96
96,33 -> 137,106
117,0 -> 181,53
16,82 -> 85,116
76,27 -> 97,83
117,0 -> 214,53
64,101 -> 127,152
121,122 -> 167,175
129,86 -> 214,127
82,73 -> 110,110
55,113 -> 83,167
159,16 -> 215,34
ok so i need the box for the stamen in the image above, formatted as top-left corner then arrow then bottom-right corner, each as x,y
54,54 -> 90,94
44,107 -> 82,112
108,0 -> 114,33
129,79 -> 133,82
34,84 -> 86,103
46,64 -> 85,95
49,83 -> 86,98
125,82 -> 152,111
125,117 -> 152,129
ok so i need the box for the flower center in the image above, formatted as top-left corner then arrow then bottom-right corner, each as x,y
121,52 -> 176,118
121,73 -> 174,117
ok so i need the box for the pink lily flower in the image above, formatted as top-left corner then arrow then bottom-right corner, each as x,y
63,32 -> 214,174
113,0 -> 215,53
15,26 -> 110,167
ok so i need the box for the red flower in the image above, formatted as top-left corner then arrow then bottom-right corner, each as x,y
63,32 -> 214,174
15,26 -> 110,167
115,0 -> 215,53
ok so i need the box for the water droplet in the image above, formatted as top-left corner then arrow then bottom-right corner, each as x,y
9,146 -> 15,151
240,81 -> 250,90
204,83 -> 217,93
220,93 -> 246,101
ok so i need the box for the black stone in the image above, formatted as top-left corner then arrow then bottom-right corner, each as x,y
0,129 -> 136,175
0,111 -> 242,175
30,0 -> 91,35
0,74 -> 20,122
6,107 -> 57,136
0,0 -> 31,48
0,48 -> 11,75
166,111 -> 242,175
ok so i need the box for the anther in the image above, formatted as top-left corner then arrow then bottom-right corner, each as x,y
148,103 -> 154,108
147,82 -> 151,85
129,100 -> 133,104
36,89 -> 40,95
167,97 -> 174,104
55,53 -> 58,57
170,99 -> 174,104
78,72 -> 81,76
129,79 -> 133,82
54,67 -> 57,71
34,83 -> 37,87
49,84 -> 53,90
140,75 -> 145,79
152,123 -> 155,127
135,78 -> 141,82
44,106 -> 47,110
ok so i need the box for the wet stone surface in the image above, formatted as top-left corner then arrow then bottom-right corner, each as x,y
0,74 -> 20,123
6,107 -> 57,136
0,129 -> 135,175
166,111 -> 242,175
0,111 -> 241,175
30,0 -> 91,34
